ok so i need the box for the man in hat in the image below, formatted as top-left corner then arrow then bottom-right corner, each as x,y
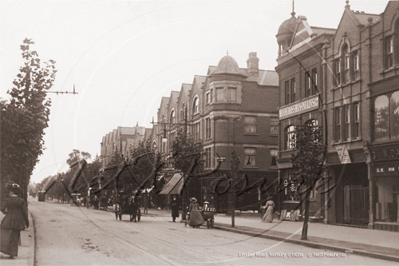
171,196 -> 179,222
1,183 -> 29,259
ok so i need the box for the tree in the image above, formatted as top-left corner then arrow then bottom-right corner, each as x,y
228,150 -> 240,227
1,39 -> 56,202
66,149 -> 91,166
172,128 -> 205,220
291,121 -> 327,240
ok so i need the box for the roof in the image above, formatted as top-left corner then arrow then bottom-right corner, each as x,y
209,55 -> 247,77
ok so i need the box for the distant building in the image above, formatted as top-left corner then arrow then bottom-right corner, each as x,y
100,124 -> 151,168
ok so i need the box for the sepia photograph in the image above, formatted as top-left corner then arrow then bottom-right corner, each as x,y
1,0 -> 398,265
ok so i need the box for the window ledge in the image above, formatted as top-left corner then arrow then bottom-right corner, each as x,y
380,65 -> 399,74
205,138 -> 212,141
243,166 -> 258,169
331,79 -> 361,91
243,133 -> 259,136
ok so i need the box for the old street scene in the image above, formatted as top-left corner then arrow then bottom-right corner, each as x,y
1,1 -> 399,266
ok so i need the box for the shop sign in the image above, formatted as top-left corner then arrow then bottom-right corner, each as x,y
279,96 -> 319,119
371,146 -> 399,161
335,145 -> 351,164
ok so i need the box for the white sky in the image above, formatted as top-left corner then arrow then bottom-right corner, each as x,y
0,0 -> 389,183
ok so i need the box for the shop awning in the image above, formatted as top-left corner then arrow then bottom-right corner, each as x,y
158,172 -> 184,195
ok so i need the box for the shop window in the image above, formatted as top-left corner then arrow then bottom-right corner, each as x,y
285,125 -> 296,150
353,102 -> 360,139
192,97 -> 199,114
205,118 -> 211,139
376,177 -> 399,223
374,95 -> 389,141
334,107 -> 341,141
244,116 -> 257,133
391,91 -> 399,139
244,148 -> 256,166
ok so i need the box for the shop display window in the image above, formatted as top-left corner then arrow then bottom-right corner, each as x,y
376,177 -> 399,223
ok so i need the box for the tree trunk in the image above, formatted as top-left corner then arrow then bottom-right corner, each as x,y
301,191 -> 311,240
181,177 -> 187,221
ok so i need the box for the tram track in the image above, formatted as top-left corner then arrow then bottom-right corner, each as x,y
72,207 -> 239,265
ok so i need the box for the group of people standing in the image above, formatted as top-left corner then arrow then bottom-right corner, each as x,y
170,196 -> 205,227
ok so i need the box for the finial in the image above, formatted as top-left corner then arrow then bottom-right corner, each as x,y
227,49 -> 229,55
345,0 -> 350,8
291,0 -> 296,17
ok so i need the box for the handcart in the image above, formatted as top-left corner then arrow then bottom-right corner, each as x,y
114,195 -> 141,222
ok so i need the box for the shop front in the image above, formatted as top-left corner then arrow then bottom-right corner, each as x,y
370,144 -> 399,232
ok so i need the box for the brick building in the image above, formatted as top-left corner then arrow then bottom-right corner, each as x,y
154,53 -> 280,213
100,124 -> 151,168
275,1 -> 399,231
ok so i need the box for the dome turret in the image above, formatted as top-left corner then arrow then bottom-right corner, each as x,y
276,12 -> 297,47
210,55 -> 247,77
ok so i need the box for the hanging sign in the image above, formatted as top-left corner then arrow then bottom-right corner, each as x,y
335,145 -> 351,164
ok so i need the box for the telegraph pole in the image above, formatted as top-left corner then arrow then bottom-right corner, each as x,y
182,106 -> 188,221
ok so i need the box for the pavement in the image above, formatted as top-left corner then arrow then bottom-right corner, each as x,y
0,211 -> 34,266
3,202 -> 399,265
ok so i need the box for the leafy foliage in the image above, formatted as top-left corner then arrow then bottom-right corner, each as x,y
172,128 -> 205,174
290,121 -> 327,240
66,149 -> 91,166
291,122 -> 326,186
1,39 -> 56,200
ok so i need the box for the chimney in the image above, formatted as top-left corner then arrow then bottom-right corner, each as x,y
246,52 -> 259,77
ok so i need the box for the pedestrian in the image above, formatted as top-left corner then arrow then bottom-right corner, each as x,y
143,192 -> 149,214
188,197 -> 204,228
93,196 -> 99,210
171,196 -> 179,222
0,183 -> 29,259
261,196 -> 275,223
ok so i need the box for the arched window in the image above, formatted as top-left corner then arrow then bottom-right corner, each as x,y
170,110 -> 175,124
342,44 -> 350,84
390,91 -> 399,139
374,95 -> 389,141
193,97 -> 199,114
285,125 -> 296,150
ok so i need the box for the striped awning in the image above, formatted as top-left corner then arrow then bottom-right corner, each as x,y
158,172 -> 184,195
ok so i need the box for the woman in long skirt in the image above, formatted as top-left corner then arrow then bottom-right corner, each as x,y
1,183 -> 29,259
188,197 -> 204,228
261,197 -> 275,223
